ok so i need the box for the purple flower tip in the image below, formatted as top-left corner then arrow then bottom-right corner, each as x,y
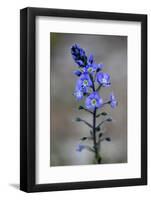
73,70 -> 82,77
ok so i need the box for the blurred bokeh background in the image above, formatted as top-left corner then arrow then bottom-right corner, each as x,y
50,32 -> 127,166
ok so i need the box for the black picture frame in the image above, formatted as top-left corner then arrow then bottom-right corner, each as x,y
20,7 -> 147,192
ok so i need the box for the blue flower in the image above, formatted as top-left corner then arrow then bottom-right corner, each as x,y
85,63 -> 104,74
84,65 -> 95,74
76,73 -> 92,92
84,54 -> 95,73
96,72 -> 111,87
71,44 -> 87,67
110,93 -> 117,108
73,73 -> 92,100
74,89 -> 83,101
76,144 -> 85,152
84,54 -> 104,74
85,92 -> 103,110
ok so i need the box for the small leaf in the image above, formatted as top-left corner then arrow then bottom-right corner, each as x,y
105,137 -> 111,142
96,112 -> 108,118
96,113 -> 101,118
101,112 -> 108,116
81,136 -> 93,141
78,105 -> 84,110
95,126 -> 101,131
75,117 -> 81,122
80,137 -> 87,141
106,118 -> 112,122
99,133 -> 103,138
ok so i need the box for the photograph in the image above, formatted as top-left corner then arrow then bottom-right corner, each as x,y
20,7 -> 147,192
50,32 -> 127,166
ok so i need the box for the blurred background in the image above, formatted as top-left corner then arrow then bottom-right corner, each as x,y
50,32 -> 127,166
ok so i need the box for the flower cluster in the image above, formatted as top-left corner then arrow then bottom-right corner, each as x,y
71,44 -> 117,109
71,44 -> 118,163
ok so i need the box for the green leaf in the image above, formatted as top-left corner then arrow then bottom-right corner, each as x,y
78,105 -> 84,110
80,137 -> 87,141
101,112 -> 108,116
95,126 -> 101,131
96,112 -> 108,118
75,117 -> 81,122
105,137 -> 111,142
96,113 -> 101,118
106,118 -> 112,122
80,137 -> 93,141
99,133 -> 103,138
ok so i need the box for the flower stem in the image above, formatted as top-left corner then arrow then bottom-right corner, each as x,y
93,108 -> 101,164
90,73 -> 102,164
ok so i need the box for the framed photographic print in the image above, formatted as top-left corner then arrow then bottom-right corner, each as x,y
20,7 -> 147,192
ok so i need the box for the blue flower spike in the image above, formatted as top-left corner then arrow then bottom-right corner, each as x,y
71,44 -> 87,67
71,44 -> 117,164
